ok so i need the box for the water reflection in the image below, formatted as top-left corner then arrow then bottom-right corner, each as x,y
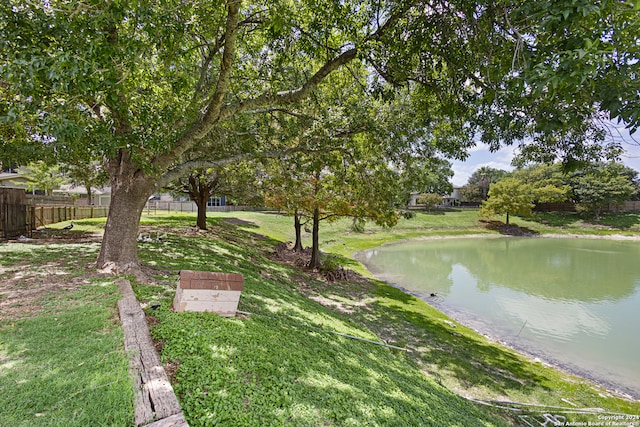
496,294 -> 610,341
361,238 -> 640,302
357,237 -> 640,397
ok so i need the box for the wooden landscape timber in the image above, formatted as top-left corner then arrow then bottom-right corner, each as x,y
117,278 -> 188,427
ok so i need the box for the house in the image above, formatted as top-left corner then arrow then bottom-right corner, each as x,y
0,172 -> 29,189
441,186 -> 461,207
53,184 -> 112,206
408,186 -> 461,208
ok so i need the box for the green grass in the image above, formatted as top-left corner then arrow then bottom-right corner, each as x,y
3,210 -> 639,426
0,281 -> 133,427
131,211 -> 640,426
135,220 -> 509,426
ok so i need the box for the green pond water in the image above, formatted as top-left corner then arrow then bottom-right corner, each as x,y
357,237 -> 640,398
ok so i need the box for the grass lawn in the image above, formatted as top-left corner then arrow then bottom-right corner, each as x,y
0,240 -> 133,427
1,209 -> 639,426
135,210 -> 639,425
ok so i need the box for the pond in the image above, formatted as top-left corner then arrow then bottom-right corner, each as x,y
356,236 -> 640,398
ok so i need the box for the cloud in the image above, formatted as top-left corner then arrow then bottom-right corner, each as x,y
451,144 -> 517,186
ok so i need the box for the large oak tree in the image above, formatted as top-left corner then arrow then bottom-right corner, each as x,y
2,0 -> 638,274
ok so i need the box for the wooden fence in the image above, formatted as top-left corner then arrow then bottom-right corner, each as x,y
0,188 -> 27,239
0,189 -> 110,239
27,205 -> 109,229
609,201 -> 640,213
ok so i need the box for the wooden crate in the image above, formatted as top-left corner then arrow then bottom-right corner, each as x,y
173,270 -> 244,316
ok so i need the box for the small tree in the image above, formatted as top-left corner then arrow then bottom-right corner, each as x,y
460,167 -> 508,202
168,163 -> 260,230
570,163 -> 636,219
17,161 -> 65,196
416,193 -> 443,211
479,178 -> 534,225
62,161 -> 108,205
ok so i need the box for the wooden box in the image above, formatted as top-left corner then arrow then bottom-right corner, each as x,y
173,270 -> 244,316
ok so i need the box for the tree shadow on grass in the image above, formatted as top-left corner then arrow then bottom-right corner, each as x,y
282,266 -> 553,405
527,212 -> 580,227
219,217 -> 259,228
481,220 -> 540,236
151,293 -> 512,426
589,212 -> 640,230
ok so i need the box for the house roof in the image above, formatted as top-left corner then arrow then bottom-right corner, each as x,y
53,184 -> 111,195
0,172 -> 29,188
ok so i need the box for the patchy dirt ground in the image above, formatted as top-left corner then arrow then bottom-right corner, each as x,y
1,225 -> 220,321
0,229 -> 104,321
269,241 -> 378,315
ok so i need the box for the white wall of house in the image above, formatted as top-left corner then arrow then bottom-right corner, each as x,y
408,186 -> 461,207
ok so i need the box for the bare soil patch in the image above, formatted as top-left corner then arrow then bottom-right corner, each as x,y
15,228 -> 103,244
0,229 -> 104,321
269,241 -> 377,312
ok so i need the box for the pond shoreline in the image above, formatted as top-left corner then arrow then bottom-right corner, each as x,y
419,286 -> 639,401
354,233 -> 640,403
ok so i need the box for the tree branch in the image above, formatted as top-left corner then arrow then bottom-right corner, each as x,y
219,47 -> 358,120
156,143 -> 353,189
154,0 -> 241,170
153,0 -> 403,173
246,107 -> 317,121
157,149 -> 289,189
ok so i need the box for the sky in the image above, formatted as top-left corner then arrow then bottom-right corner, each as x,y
450,126 -> 640,187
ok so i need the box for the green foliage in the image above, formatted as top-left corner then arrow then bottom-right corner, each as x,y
479,178 -> 535,225
401,210 -> 415,220
397,158 -> 453,206
3,0 -> 639,270
350,217 -> 366,233
61,161 -> 109,202
571,163 -> 637,218
416,193 -> 444,210
511,161 -> 638,217
16,161 -> 66,195
460,167 -> 508,202
532,184 -> 569,203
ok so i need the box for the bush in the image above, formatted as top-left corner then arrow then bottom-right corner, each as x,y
401,210 -> 415,219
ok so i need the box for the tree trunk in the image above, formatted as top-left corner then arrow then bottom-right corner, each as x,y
506,212 -> 510,225
187,174 -> 212,230
293,212 -> 303,252
85,183 -> 93,205
309,207 -> 321,269
97,153 -> 155,275
195,199 -> 208,230
193,193 -> 210,230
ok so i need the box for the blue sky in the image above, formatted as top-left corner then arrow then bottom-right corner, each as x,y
450,126 -> 640,187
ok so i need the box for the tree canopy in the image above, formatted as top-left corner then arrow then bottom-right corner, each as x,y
460,167 -> 509,202
2,0 -> 639,273
570,163 -> 637,218
479,178 -> 535,225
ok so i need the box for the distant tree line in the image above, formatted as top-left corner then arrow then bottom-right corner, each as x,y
465,163 -> 639,223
